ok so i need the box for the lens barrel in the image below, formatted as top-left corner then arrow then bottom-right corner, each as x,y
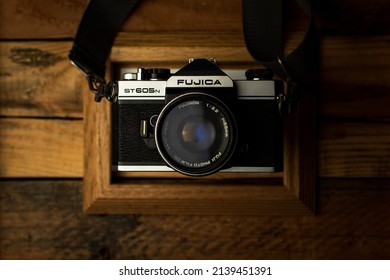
155,93 -> 237,176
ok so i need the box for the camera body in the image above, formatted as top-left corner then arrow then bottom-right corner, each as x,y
112,59 -> 283,176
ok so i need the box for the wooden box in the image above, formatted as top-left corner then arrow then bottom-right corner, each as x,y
83,32 -> 317,215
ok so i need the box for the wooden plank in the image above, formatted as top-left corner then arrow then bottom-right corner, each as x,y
320,83 -> 390,121
0,34 -> 388,119
320,35 -> 390,87
1,118 -> 388,179
314,0 -> 390,35
111,33 -> 390,87
0,41 -> 84,118
0,180 -> 141,259
0,118 -> 83,178
1,0 -> 390,39
320,121 -> 390,177
1,179 -> 390,259
0,35 -> 389,179
0,0 -> 88,39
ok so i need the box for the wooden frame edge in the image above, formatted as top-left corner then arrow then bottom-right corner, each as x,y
83,32 -> 316,215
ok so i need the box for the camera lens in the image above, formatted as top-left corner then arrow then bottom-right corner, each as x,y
155,93 -> 237,176
181,119 -> 216,150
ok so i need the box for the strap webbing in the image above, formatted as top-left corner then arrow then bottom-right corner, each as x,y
243,0 -> 318,89
69,0 -> 140,82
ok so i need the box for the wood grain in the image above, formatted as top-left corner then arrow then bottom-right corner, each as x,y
1,118 -> 388,179
0,33 -> 390,119
1,0 -> 390,39
1,34 -> 388,118
1,179 -> 390,259
0,0 -> 88,39
0,118 -> 83,178
111,33 -> 390,90
0,41 -> 83,118
0,34 -> 389,179
0,180 -> 141,259
320,121 -> 390,178
320,35 -> 390,87
320,83 -> 390,121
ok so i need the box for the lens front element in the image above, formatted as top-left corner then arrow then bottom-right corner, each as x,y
155,93 -> 236,176
181,118 -> 216,151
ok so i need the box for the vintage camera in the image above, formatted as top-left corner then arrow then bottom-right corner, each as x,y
112,59 -> 283,176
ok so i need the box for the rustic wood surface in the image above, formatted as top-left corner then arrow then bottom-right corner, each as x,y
0,42 -> 83,118
0,118 -> 83,178
1,0 -> 390,39
1,179 -> 390,259
1,35 -> 389,178
1,0 -> 390,259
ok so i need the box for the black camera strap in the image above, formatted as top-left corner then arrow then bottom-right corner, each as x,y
243,0 -> 318,114
69,0 -> 318,108
243,0 -> 318,86
69,0 -> 140,102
